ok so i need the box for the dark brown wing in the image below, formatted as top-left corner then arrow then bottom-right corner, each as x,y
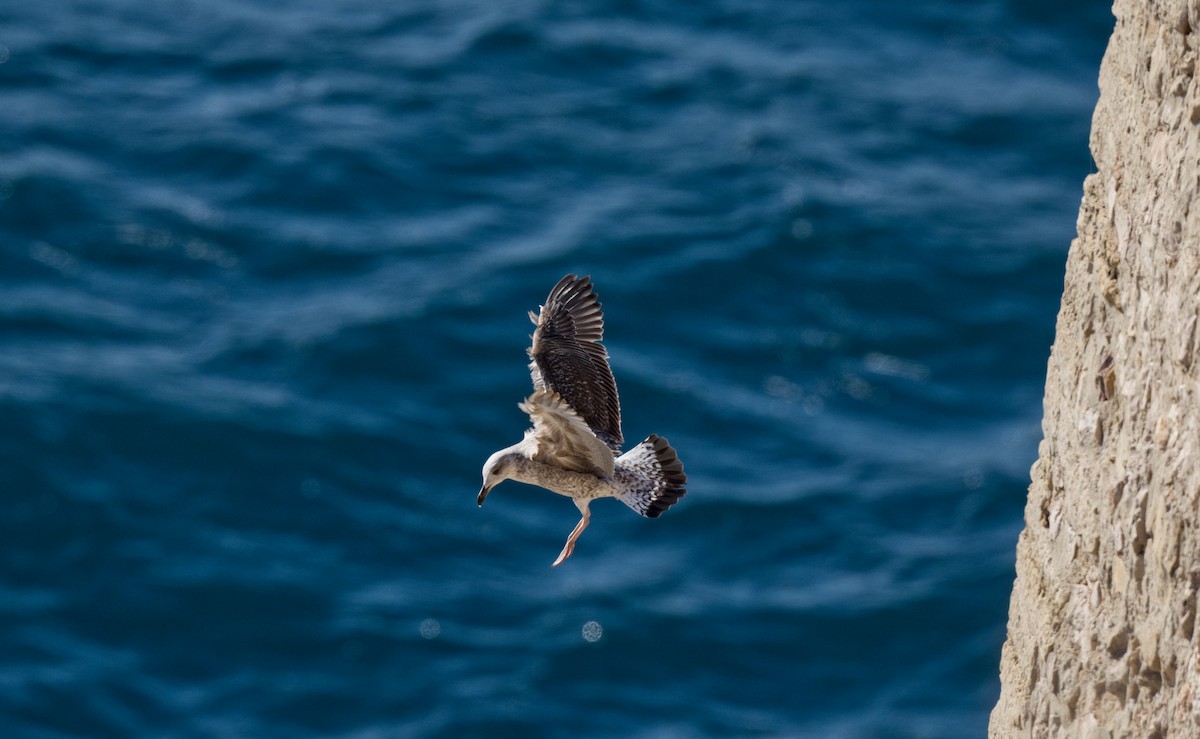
527,274 -> 623,453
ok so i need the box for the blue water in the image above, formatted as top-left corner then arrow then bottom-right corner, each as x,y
1,1 -> 1112,736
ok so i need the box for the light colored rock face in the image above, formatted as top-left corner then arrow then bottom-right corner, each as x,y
990,0 -> 1200,736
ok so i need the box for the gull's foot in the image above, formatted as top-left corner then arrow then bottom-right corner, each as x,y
552,510 -> 590,567
552,541 -> 575,567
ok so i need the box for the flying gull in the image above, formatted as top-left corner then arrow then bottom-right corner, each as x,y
478,274 -> 687,566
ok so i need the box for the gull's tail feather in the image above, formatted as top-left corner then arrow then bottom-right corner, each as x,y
616,434 -> 687,518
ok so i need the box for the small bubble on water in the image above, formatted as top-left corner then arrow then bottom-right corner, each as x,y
964,468 -> 984,490
581,620 -> 603,643
790,218 -> 814,240
419,618 -> 441,640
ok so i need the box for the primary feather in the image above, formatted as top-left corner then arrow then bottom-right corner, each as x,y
527,275 -> 623,453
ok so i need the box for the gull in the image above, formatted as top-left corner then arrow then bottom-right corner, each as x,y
478,274 -> 687,567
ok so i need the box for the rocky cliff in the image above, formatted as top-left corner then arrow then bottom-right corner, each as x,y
990,0 -> 1200,736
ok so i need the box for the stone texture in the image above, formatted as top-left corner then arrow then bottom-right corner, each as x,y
990,0 -> 1200,735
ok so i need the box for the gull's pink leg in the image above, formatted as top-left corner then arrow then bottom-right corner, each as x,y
552,504 -> 591,567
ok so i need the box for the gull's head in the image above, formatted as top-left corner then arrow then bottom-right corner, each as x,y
478,449 -> 519,507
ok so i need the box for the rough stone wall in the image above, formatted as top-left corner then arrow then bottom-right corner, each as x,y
990,0 -> 1200,736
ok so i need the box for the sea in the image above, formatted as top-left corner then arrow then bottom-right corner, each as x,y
0,0 -> 1114,736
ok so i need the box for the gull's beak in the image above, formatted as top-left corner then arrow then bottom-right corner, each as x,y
477,484 -> 491,507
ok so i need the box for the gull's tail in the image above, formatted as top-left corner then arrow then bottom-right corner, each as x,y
616,435 -> 687,518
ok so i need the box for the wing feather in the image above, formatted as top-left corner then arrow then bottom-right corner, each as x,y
520,389 -> 615,477
527,275 -> 623,452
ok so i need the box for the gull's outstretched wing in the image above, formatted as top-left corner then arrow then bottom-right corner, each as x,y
527,274 -> 623,452
520,389 -> 615,478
